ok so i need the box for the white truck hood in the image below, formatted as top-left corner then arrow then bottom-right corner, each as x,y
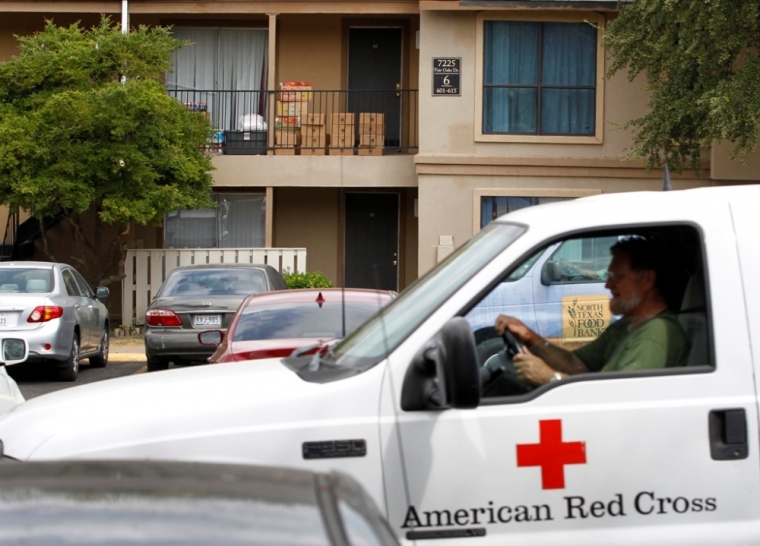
0,357 -> 384,462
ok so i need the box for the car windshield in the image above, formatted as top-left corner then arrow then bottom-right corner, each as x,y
233,301 -> 387,341
160,269 -> 268,297
0,268 -> 53,294
325,222 -> 525,367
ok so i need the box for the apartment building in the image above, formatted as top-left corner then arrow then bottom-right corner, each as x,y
0,0 -> 756,323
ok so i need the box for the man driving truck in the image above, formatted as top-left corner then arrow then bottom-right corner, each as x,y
495,236 -> 689,386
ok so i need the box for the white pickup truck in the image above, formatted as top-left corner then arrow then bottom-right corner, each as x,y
0,186 -> 756,545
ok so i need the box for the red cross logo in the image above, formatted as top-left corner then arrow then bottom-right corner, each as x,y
516,419 -> 586,490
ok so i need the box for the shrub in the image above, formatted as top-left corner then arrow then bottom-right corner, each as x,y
282,270 -> 334,289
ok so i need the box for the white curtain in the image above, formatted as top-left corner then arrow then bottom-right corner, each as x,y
168,28 -> 268,131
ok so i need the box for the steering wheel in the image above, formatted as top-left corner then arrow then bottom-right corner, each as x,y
502,330 -> 525,360
480,330 -> 534,397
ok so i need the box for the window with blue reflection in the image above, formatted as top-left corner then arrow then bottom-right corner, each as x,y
483,21 -> 596,136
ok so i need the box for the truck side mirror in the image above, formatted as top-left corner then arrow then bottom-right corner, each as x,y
401,317 -> 481,411
541,260 -> 562,285
1,338 -> 28,366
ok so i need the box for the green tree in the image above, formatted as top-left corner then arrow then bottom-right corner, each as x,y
605,0 -> 760,173
0,18 -> 214,285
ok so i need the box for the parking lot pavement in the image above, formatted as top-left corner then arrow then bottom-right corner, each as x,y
7,339 -> 148,399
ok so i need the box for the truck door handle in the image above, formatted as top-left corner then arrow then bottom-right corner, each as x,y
709,409 -> 748,460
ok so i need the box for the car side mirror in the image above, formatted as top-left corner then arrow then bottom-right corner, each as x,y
198,330 -> 224,346
96,287 -> 109,299
1,338 -> 28,366
401,317 -> 481,411
541,260 -> 562,285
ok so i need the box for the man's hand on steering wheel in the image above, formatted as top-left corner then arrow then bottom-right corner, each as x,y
514,347 -> 559,386
494,315 -> 541,347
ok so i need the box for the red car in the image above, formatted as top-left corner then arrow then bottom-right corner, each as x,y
199,288 -> 396,363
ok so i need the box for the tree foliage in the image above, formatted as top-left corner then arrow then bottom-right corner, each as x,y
605,0 -> 760,173
0,18 -> 214,285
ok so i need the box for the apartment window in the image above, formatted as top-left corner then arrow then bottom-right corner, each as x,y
480,196 -> 570,229
476,13 -> 604,143
473,189 -> 601,232
483,21 -> 596,136
164,193 -> 266,249
167,28 -> 268,131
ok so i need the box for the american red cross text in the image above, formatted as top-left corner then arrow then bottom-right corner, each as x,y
516,419 -> 586,490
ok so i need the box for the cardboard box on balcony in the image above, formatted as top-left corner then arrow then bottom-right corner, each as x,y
329,135 -> 354,149
359,123 -> 385,135
359,112 -> 384,125
330,112 -> 355,125
277,101 -> 309,117
275,128 -> 300,147
330,124 -> 355,139
302,134 -> 327,149
222,131 -> 267,155
359,134 -> 384,148
358,147 -> 384,156
274,148 -> 297,155
302,125 -> 327,140
302,113 -> 326,126
280,81 -> 312,102
275,116 -> 301,129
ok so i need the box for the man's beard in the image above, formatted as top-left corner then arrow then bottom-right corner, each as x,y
609,291 -> 642,315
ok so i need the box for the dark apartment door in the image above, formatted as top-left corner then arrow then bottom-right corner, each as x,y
348,27 -> 402,148
344,193 -> 399,291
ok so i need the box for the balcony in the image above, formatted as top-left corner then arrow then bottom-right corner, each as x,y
167,88 -> 419,156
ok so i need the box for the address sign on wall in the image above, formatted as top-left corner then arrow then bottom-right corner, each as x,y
432,57 -> 461,96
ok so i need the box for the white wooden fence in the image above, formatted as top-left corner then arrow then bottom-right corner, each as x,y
122,248 -> 307,326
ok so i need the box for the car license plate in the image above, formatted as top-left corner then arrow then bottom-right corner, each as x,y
0,313 -> 18,327
194,315 -> 221,328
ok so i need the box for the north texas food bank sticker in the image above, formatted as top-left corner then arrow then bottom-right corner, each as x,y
517,419 -> 587,490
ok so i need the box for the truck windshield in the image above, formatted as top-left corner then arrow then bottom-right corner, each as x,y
328,222 -> 525,368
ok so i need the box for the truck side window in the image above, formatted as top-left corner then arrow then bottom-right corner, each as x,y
545,236 -> 618,284
464,225 -> 712,400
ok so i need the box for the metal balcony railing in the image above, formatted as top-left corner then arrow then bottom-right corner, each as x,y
166,88 -> 419,155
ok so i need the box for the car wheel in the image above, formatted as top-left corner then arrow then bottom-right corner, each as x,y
89,330 -> 109,368
147,357 -> 169,372
58,335 -> 80,382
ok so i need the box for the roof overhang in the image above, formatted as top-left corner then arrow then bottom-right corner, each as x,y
459,0 -> 619,8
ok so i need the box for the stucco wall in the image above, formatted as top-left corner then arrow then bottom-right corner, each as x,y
212,154 -> 417,188
274,187 -> 340,283
711,141 -> 760,181
278,15 -> 344,88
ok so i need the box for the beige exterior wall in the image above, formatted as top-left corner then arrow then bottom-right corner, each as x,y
278,15 -> 344,88
274,187 -> 340,282
711,141 -> 760,181
212,155 -> 417,187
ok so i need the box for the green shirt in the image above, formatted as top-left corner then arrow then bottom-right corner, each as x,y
574,312 -> 689,373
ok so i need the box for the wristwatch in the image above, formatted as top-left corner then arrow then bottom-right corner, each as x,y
549,372 -> 563,383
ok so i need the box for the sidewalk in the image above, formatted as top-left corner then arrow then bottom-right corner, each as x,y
109,340 -> 146,363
